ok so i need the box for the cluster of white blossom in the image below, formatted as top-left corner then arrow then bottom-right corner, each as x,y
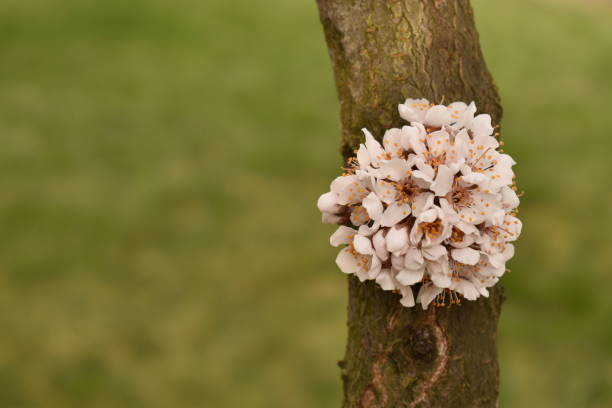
317,98 -> 521,309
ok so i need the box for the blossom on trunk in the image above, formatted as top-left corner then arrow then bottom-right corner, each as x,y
318,98 -> 521,309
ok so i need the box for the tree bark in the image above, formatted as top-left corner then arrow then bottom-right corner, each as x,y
315,1 -> 504,407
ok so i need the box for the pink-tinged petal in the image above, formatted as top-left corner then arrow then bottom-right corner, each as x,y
449,102 -> 476,130
469,190 -> 502,224
451,247 -> 480,265
330,226 -> 357,247
411,192 -> 434,216
330,175 -> 368,206
486,154 -> 515,190
396,268 -> 424,286
363,192 -> 383,221
368,255 -> 382,280
489,209 -> 505,226
386,226 -> 408,254
317,192 -> 340,214
330,174 -> 357,194
398,98 -> 429,123
417,207 -> 438,224
375,269 -> 396,291
457,206 -> 484,225
338,183 -> 368,205
404,247 -> 424,269
451,279 -> 479,301
374,179 -> 398,205
428,261 -> 451,288
469,276 -> 490,297
380,202 -> 411,227
383,128 -> 403,156
430,165 -> 456,196
487,252 -> 506,269
425,105 -> 452,127
503,215 -> 522,241
414,158 -> 435,181
439,198 -> 459,224
430,271 -> 451,288
456,221 -> 478,234
335,247 -> 361,274
353,234 -> 374,255
453,129 -> 470,160
426,129 -> 451,154
356,144 -> 370,168
363,128 -> 385,167
400,125 -> 419,151
470,114 -> 494,137
406,123 -> 428,155
461,171 -> 487,186
418,284 -> 443,310
502,243 -> 515,261
422,244 -> 447,261
389,255 -> 402,271
355,270 -> 370,282
373,230 -> 389,261
501,186 -> 520,210
399,286 -> 415,307
358,222 -> 380,237
355,169 -> 375,190
473,134 -> 499,151
378,158 -> 411,181
322,212 -> 344,225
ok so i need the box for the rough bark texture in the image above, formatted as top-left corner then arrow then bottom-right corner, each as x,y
315,1 -> 504,407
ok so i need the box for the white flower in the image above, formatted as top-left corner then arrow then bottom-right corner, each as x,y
319,97 -> 521,309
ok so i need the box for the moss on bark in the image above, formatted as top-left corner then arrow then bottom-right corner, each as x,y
315,1 -> 504,406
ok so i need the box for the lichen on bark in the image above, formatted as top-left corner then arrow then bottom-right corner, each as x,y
315,1 -> 504,407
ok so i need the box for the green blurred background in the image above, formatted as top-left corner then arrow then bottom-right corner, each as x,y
0,0 -> 611,406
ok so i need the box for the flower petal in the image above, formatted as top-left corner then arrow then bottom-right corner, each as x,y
335,247 -> 361,274
380,202 -> 411,227
322,213 -> 344,224
373,230 -> 389,261
362,192 -> 383,221
418,284 -> 443,310
399,286 -> 415,307
396,268 -> 424,286
363,128 -> 385,167
430,164 -> 456,196
398,98 -> 429,123
375,269 -> 396,291
422,244 -> 447,261
356,144 -> 370,168
358,222 -> 380,237
374,179 -> 398,205
383,128 -> 403,157
330,226 -> 357,247
500,186 -> 520,210
354,234 -> 374,255
451,247 -> 480,265
368,255 -> 382,280
470,114 -> 494,137
404,247 -> 424,269
386,226 -> 408,254
451,279 -> 479,301
317,192 -> 340,213
424,105 -> 452,127
377,158 -> 411,181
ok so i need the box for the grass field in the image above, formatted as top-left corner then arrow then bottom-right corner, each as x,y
0,0 -> 611,406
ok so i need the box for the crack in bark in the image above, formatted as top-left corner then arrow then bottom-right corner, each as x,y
360,354 -> 389,408
409,309 -> 449,408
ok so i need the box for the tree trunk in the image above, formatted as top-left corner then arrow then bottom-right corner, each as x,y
315,1 -> 504,407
